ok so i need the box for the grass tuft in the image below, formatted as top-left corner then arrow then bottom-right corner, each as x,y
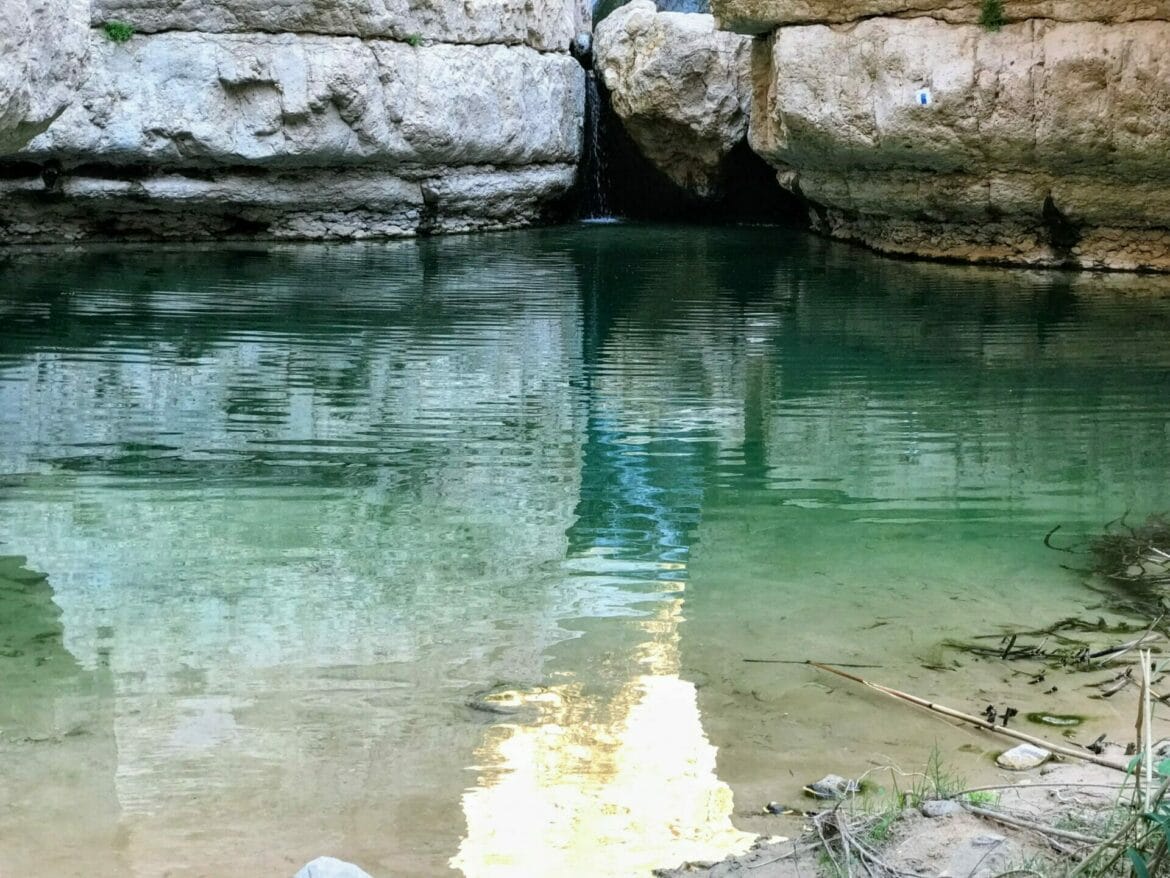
979,0 -> 1005,31
101,20 -> 135,42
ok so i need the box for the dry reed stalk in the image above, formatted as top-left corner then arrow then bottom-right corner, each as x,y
809,662 -> 1128,772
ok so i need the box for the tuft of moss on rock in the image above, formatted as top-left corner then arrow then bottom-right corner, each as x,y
101,20 -> 134,43
979,0 -> 1005,31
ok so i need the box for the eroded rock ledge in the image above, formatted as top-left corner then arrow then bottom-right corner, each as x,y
0,0 -> 584,242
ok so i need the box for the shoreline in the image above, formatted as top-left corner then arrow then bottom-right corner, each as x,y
659,623 -> 1170,877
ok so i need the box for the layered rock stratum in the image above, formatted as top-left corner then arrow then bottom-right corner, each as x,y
711,0 -> 1170,270
0,0 -> 584,241
594,1 -> 751,198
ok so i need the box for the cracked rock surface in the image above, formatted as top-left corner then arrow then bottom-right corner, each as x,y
0,0 -> 584,242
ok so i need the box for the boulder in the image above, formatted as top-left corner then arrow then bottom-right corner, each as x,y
748,17 -> 1170,271
594,0 -> 751,198
0,0 -> 89,153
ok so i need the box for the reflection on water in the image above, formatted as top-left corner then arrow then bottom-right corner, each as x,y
2,227 -> 1170,875
455,589 -> 753,877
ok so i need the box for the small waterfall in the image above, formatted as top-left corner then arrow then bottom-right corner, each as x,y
581,70 -> 613,220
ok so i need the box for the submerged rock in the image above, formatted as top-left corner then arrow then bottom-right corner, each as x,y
803,774 -> 858,799
594,0 -> 751,199
294,857 -> 374,878
996,743 -> 1051,771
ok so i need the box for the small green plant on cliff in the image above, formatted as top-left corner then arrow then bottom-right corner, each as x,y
405,32 -> 423,47
101,20 -> 135,42
979,0 -> 1005,31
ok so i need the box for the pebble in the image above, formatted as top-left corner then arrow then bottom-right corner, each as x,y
971,834 -> 1006,847
294,857 -> 374,878
995,743 -> 1051,771
920,799 -> 961,818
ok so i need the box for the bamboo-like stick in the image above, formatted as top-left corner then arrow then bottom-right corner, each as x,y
1141,649 -> 1154,811
808,662 -> 1128,772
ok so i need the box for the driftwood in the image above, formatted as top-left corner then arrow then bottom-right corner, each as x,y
809,662 -> 1128,772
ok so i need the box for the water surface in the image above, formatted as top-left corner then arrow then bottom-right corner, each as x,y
2,226 -> 1170,876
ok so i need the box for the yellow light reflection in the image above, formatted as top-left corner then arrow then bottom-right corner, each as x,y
452,580 -> 755,877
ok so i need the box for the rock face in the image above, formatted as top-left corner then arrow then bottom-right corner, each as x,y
699,0 -> 1170,272
0,0 -> 90,153
595,0 -> 751,198
748,18 -> 1170,270
0,0 -> 583,242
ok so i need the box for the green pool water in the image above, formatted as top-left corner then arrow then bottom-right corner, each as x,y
2,225 -> 1170,876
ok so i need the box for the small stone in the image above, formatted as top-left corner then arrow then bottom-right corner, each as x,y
995,743 -> 1051,771
920,799 -> 960,818
804,774 -> 858,799
971,834 -> 1006,847
294,857 -> 374,878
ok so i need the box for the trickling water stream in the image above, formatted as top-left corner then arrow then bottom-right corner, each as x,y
581,71 -> 613,220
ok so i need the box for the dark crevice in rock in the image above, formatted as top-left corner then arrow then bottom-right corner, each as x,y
1042,194 -> 1081,261
0,161 -> 44,180
579,77 -> 804,224
417,187 -> 441,235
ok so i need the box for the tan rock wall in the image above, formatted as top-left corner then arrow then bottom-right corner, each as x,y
748,17 -> 1170,270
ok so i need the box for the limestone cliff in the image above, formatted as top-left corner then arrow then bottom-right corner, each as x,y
0,0 -> 584,242
712,0 -> 1170,270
